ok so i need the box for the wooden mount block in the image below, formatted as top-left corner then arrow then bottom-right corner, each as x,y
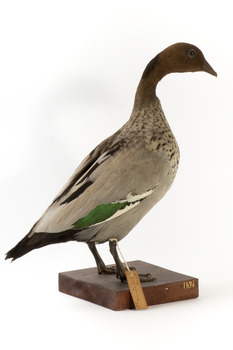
59,260 -> 198,311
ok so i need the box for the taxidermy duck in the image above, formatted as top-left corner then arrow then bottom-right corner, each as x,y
6,43 -> 217,281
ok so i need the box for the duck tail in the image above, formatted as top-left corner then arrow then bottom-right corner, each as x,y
5,230 -> 77,261
5,233 -> 36,261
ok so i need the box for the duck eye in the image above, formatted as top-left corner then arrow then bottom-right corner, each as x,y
188,49 -> 196,58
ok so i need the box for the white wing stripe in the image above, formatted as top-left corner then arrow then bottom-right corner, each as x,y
126,188 -> 155,202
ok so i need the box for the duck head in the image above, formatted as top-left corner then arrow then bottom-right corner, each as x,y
161,42 -> 217,77
135,42 -> 217,104
142,42 -> 217,81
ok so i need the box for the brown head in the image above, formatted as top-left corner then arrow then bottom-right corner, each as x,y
136,42 -> 217,103
142,42 -> 217,79
158,42 -> 216,77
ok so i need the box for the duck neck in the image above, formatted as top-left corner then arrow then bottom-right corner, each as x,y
133,54 -> 169,108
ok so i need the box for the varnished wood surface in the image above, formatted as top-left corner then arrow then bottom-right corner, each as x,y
59,260 -> 198,310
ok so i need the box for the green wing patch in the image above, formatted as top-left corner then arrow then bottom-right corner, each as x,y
73,202 -> 127,229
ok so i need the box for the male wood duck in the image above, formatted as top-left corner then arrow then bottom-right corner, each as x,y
6,43 -> 217,281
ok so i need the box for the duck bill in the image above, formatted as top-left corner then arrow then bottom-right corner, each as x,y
202,60 -> 217,77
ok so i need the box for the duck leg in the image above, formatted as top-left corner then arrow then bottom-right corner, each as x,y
109,239 -> 156,282
88,242 -> 117,274
109,239 -> 127,281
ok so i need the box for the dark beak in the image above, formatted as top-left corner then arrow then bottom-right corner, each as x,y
202,60 -> 217,77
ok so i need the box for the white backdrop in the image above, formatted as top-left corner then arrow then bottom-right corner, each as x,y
1,1 -> 232,349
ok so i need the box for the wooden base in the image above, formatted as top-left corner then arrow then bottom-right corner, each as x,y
59,260 -> 198,311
